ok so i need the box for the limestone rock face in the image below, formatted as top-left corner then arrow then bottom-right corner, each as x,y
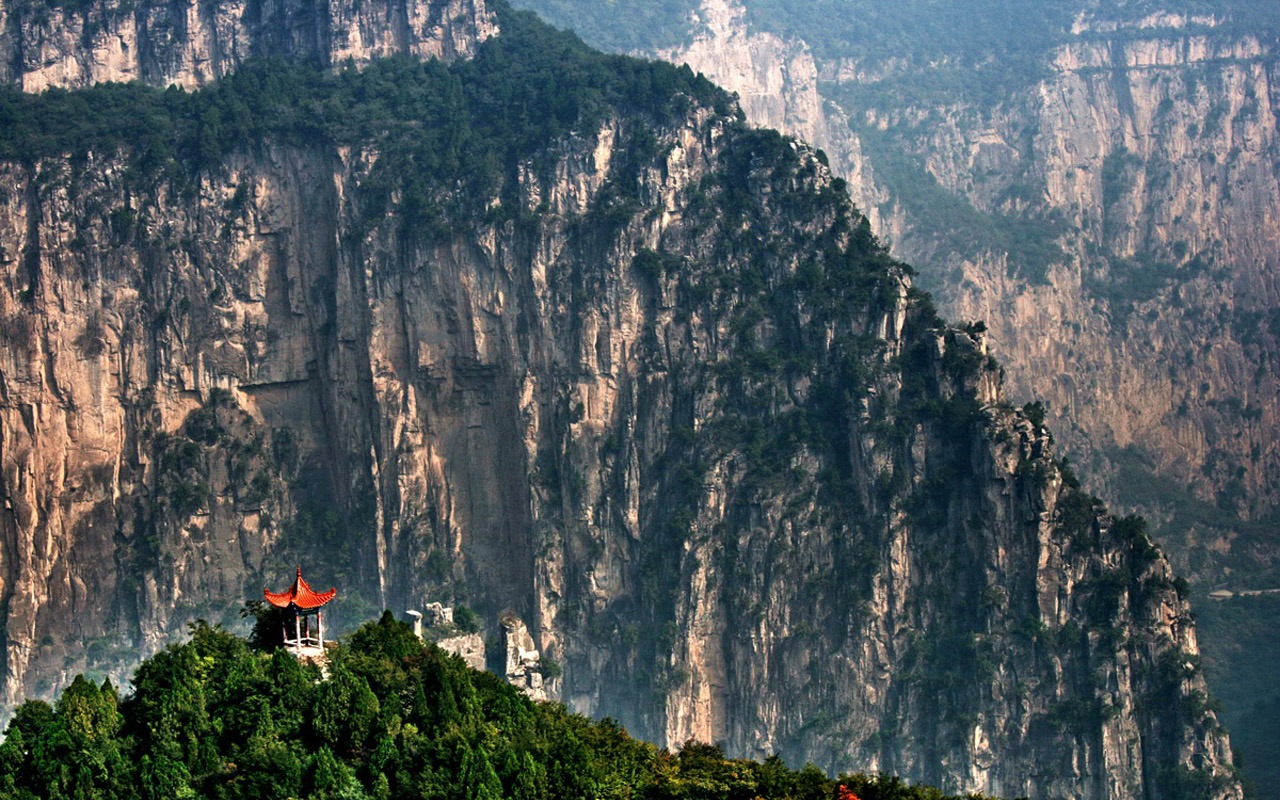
0,2 -> 1243,798
0,0 -> 496,90
653,0 -> 886,234
436,632 -> 485,671
885,25 -> 1280,534
502,615 -> 548,701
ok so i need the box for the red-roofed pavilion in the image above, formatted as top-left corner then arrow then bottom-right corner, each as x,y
265,566 -> 337,655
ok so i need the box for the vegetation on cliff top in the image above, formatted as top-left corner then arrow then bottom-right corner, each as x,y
0,1 -> 734,235
0,614 -> 997,800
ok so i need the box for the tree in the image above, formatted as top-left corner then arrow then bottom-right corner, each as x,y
457,743 -> 503,800
311,663 -> 380,756
241,599 -> 294,651
30,676 -> 132,800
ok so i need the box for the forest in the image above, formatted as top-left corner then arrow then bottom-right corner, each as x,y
0,1 -> 734,236
0,614 -> 997,800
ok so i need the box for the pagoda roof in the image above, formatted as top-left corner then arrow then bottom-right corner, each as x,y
264,566 -> 337,610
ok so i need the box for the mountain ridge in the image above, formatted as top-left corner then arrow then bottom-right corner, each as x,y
505,0 -> 1280,788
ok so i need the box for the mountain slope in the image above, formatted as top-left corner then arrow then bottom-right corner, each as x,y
504,0 -> 1280,790
512,0 -> 1280,571
0,1 -> 1242,797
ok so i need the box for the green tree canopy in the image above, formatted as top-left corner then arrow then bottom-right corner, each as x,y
0,615 -> 994,800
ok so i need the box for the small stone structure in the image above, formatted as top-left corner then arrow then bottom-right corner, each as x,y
424,602 -> 454,627
501,614 -> 548,701
406,604 -> 485,671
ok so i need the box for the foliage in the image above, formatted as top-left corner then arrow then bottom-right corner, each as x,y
240,600 -> 295,651
1021,401 -> 1046,429
0,617 -> 997,800
451,605 -> 483,634
0,1 -> 732,237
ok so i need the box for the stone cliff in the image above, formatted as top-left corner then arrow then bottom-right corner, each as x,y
651,0 -> 885,234
0,0 -> 496,90
0,1 -> 1244,798
564,3 -> 1280,781
862,19 -> 1280,542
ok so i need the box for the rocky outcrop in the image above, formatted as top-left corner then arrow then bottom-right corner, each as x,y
0,0 -> 496,90
410,603 -> 487,669
0,1 -> 1243,797
502,615 -> 547,701
436,632 -> 485,671
598,0 -> 1279,583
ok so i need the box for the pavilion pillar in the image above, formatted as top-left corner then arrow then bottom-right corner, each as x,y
294,610 -> 303,652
